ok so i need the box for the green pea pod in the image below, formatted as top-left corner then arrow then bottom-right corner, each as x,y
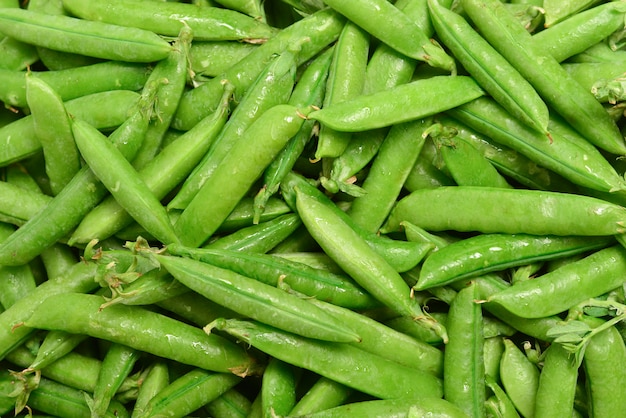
416,233 -> 613,290
294,186 -> 446,341
131,362 -> 169,418
290,397 -> 468,418
487,245 -> 626,319
280,171 -> 436,273
206,388 -> 252,418
500,339 -> 540,418
219,197 -> 292,234
72,118 -> 180,245
429,0 -> 549,134
204,213 -> 302,254
580,315 -> 626,418
26,377 -> 130,418
0,36 -> 38,71
174,104 -> 312,247
433,115 -> 578,193
304,295 -> 444,377
447,97 -> 626,194
0,89 -> 140,167
310,76 -> 484,132
0,181 -> 51,227
484,337 -> 505,383
485,375 -> 522,418
543,0 -> 604,27
0,261 -> 99,361
321,0 -> 454,72
156,291 -> 241,329
168,49 -> 298,211
261,358 -> 297,418
24,292 -> 257,375
68,82 -> 235,245
534,343 -> 578,418
26,74 -> 80,195
89,343 -> 140,418
208,318 -> 444,401
533,1 -> 626,63
172,7 -> 344,130
347,118 -> 431,233
27,330 -> 88,372
131,25 -> 194,171
253,47 -> 333,222
382,186 -> 626,236
0,61 -> 150,109
0,8 -> 171,62
136,369 -> 240,418
288,377 -> 353,416
314,21 -> 369,159
165,243 -> 378,310
443,282 -> 485,417
435,129 -> 513,189
189,41 -> 257,79
460,0 -> 626,156
63,0 -> 275,41
153,253 -> 362,343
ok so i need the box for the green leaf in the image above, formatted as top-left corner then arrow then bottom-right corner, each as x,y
546,320 -> 591,339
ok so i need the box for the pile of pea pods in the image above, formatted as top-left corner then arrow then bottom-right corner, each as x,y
3,0 -> 626,416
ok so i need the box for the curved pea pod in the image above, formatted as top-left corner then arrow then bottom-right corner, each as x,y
294,187 -> 446,341
487,245 -> 626,318
461,0 -> 626,156
428,0 -> 549,134
447,97 -> 626,194
580,316 -> 626,418
62,0 -> 275,41
485,375 -> 521,418
261,358 -> 297,418
0,8 -> 171,62
208,318 -> 444,401
500,339 -> 540,418
382,186 -> 626,236
288,377 -> 352,416
415,234 -> 614,290
309,75 -> 484,132
165,244 -> 379,310
290,397 -> 468,418
153,253 -> 362,343
23,292 -> 258,376
534,343 -> 578,418
135,368 -> 241,418
533,1 -> 626,63
543,0 -> 606,27
321,0 -> 454,72
72,118 -> 180,246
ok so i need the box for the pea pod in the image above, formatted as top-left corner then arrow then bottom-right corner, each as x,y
153,252 -> 361,343
461,0 -> 626,156
500,339 -> 540,418
23,292 -> 258,375
580,315 -> 626,418
382,186 -> 626,236
321,0 -> 454,72
428,0 -> 549,134
534,343 -> 578,418
174,104 -> 311,247
165,243 -> 378,310
135,369 -> 241,418
447,97 -> 626,194
261,358 -> 297,418
443,282 -> 485,417
415,233 -> 613,290
208,318 -> 444,401
288,377 -> 352,416
487,245 -> 626,319
290,397 -> 468,418
0,8 -> 171,62
62,0 -> 275,41
71,118 -> 180,245
309,75 -> 484,132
